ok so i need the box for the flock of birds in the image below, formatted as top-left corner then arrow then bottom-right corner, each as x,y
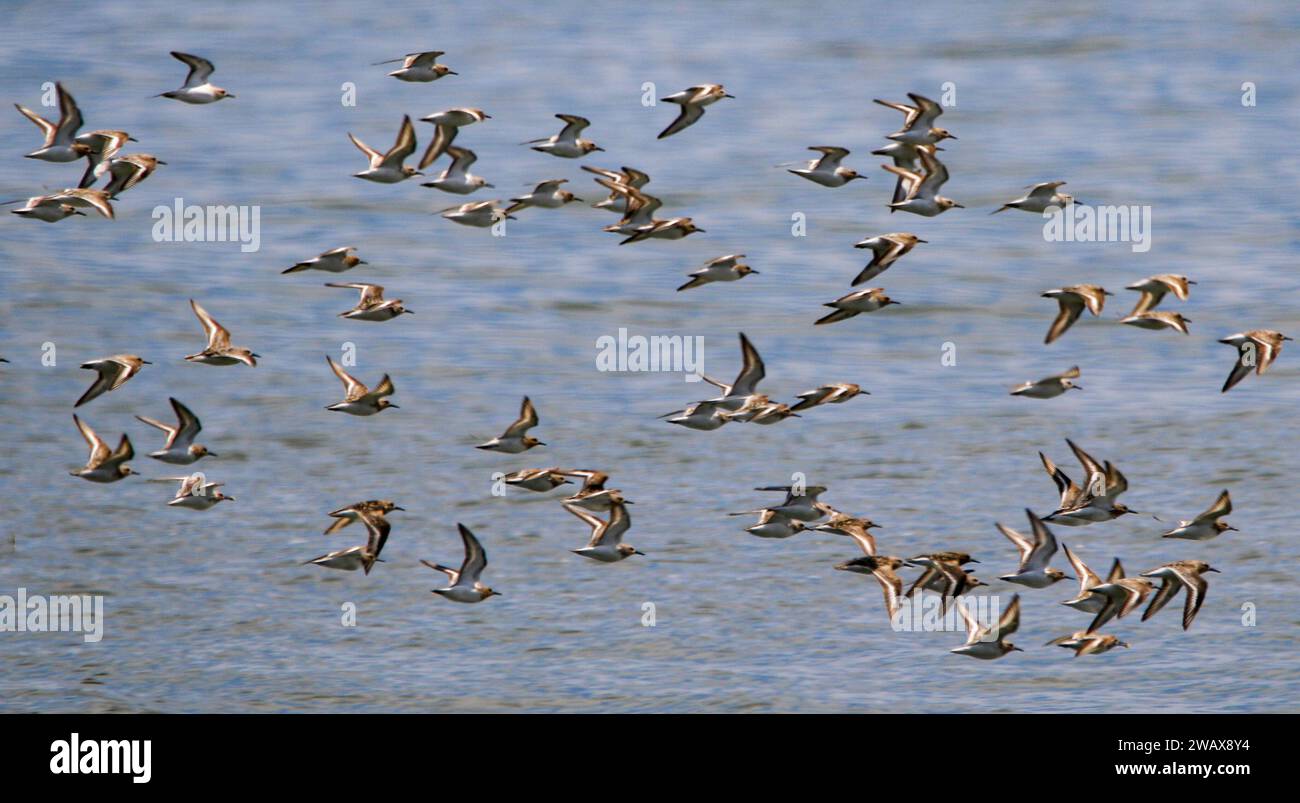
7,48 -> 1291,655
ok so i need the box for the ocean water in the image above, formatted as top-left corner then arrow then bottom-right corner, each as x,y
1,0 -> 1297,712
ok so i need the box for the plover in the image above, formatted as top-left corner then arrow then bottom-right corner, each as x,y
503,468 -> 570,493
595,180 -> 662,235
996,510 -> 1068,588
1010,366 -> 1081,399
558,470 -> 632,510
374,50 -> 456,82
565,502 -> 642,562
788,382 -> 863,412
324,356 -> 398,415
619,217 -> 704,245
1124,274 -> 1195,315
734,484 -> 829,522
677,254 -> 756,291
158,473 -> 234,510
324,500 -> 402,536
951,595 -> 1022,660
7,195 -> 85,223
1163,490 -> 1235,540
70,415 -> 135,483
75,129 -> 134,188
815,511 -> 881,557
583,165 -> 651,213
158,52 -> 234,103
1122,310 -> 1191,334
852,233 -> 925,285
303,544 -> 381,573
1141,560 -> 1219,630
874,93 -> 956,146
1085,575 -> 1154,633
788,146 -> 865,187
307,512 -> 389,574
100,154 -> 165,198
1042,285 -> 1110,344
525,114 -> 602,158
75,354 -> 149,408
815,288 -> 899,325
422,524 -> 500,602
326,282 -> 411,321
657,84 -> 733,139
505,179 -> 583,214
872,142 -> 940,209
476,396 -> 544,452
1060,547 -> 1125,613
421,145 -> 492,194
282,246 -> 366,275
744,510 -> 807,539
1045,631 -> 1129,657
418,108 -> 489,168
1042,440 -> 1136,526
439,199 -> 513,227
662,399 -> 729,431
1219,330 -> 1291,392
185,299 -> 259,366
350,116 -> 422,183
882,149 -> 963,216
834,555 -> 905,620
15,82 -> 86,161
992,181 -> 1072,214
135,397 -> 215,464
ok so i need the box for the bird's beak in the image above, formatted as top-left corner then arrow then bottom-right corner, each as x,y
1011,646 -> 1024,652
723,93 -> 736,98
1207,567 -> 1221,573
141,360 -> 153,364
968,559 -> 981,564
157,160 -> 168,165
206,452 -> 219,458
695,228 -> 706,233
357,260 -> 368,265
393,506 -> 406,511
634,550 -> 646,556
535,441 -> 546,446
226,496 -> 236,501
1073,385 -> 1084,390
593,146 -> 605,152
128,136 -> 139,142
572,196 -> 585,202
484,183 -> 495,188
1225,525 -> 1238,531
749,270 -> 760,274
446,71 -> 458,76
952,203 -> 965,208
388,404 -> 400,409
916,239 -> 928,243
946,133 -> 958,140
623,500 -> 635,504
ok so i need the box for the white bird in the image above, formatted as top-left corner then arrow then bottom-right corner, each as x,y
996,510 -> 1068,588
815,288 -> 899,325
157,52 -> 234,103
505,179 -> 583,214
326,282 -> 411,321
70,415 -> 135,483
75,354 -> 149,408
524,114 -> 603,158
677,254 -> 757,291
324,356 -> 398,416
185,299 -> 259,366
1121,310 -> 1191,334
1162,490 -> 1236,540
875,93 -> 956,146
657,84 -> 733,139
476,397 -> 544,452
374,51 -> 456,82
282,246 -> 366,275
15,82 -> 86,161
852,233 -> 925,285
992,181 -> 1072,214
787,146 -> 865,187
349,115 -> 422,183
158,473 -> 234,511
422,524 -> 500,603
439,199 -> 513,227
882,149 -> 963,216
564,503 -> 643,562
1010,366 -> 1082,399
135,397 -> 216,464
418,107 -> 489,168
420,145 -> 492,194
951,595 -> 1022,660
